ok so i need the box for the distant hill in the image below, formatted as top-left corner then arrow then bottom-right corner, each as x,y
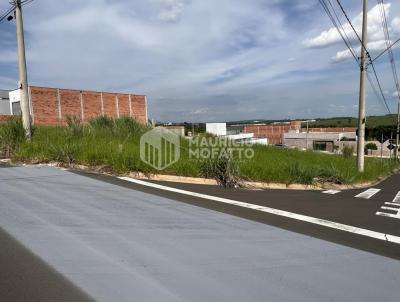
227,114 -> 398,129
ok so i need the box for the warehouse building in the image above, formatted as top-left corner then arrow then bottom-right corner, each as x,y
283,131 -> 357,152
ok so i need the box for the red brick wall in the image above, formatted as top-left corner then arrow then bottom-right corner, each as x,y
244,125 -> 291,144
132,95 -> 147,124
118,94 -> 130,117
306,127 -> 356,133
83,91 -> 102,121
30,87 -> 59,125
27,87 -> 148,126
0,115 -> 15,123
102,92 -> 117,118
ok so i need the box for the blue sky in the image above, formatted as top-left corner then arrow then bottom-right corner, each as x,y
1,0 -> 400,122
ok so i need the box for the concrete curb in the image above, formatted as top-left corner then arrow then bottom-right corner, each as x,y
5,160 -> 393,191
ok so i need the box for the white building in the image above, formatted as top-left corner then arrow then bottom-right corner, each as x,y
0,90 -> 11,115
206,123 -> 227,136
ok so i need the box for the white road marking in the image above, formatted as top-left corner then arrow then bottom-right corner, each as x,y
355,188 -> 381,199
119,177 -> 400,245
322,190 -> 341,195
375,191 -> 400,220
384,202 -> 400,207
392,191 -> 400,204
376,211 -> 400,219
381,206 -> 400,212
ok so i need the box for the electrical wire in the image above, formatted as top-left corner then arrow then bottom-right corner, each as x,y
377,0 -> 400,102
319,0 -> 391,113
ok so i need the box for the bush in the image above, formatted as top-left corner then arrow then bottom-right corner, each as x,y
365,142 -> 378,155
65,116 -> 83,137
200,151 -> 241,188
342,145 -> 354,159
0,118 -> 26,157
88,116 -> 114,130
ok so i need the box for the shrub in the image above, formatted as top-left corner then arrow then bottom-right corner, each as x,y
88,116 -> 114,130
342,145 -> 354,159
65,116 -> 83,137
365,142 -> 378,155
200,151 -> 241,188
0,118 -> 25,157
287,162 -> 315,184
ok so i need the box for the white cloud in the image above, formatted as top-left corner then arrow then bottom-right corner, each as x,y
332,39 -> 396,62
1,0 -> 399,120
304,3 -> 392,48
157,0 -> 187,22
305,3 -> 400,64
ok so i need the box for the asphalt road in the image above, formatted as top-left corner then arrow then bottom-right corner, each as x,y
1,165 -> 400,301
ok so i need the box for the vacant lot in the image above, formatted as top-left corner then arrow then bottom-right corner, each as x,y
1,117 -> 398,185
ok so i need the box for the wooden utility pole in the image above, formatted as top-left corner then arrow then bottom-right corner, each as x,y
356,0 -> 368,172
15,0 -> 32,140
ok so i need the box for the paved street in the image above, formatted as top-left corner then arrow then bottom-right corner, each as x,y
1,165 -> 400,301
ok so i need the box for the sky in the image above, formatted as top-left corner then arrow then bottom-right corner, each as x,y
1,0 -> 400,122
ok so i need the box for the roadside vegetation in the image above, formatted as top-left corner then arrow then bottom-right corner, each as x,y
0,116 -> 398,186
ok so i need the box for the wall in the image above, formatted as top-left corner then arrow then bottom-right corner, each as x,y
206,123 -> 227,136
243,121 -> 301,145
0,99 -> 10,115
0,115 -> 14,123
307,127 -> 356,133
244,125 -> 290,144
10,86 -> 148,126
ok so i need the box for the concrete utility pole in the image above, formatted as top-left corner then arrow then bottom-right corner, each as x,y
396,102 -> 400,160
356,0 -> 368,172
15,0 -> 32,140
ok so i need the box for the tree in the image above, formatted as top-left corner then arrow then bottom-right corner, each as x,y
365,142 -> 378,155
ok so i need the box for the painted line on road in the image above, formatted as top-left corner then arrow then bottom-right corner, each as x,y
355,188 -> 381,199
119,177 -> 400,245
376,211 -> 400,219
381,206 -> 400,212
392,191 -> 400,204
322,190 -> 341,195
384,202 -> 400,207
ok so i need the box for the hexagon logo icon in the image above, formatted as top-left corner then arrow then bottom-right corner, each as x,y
140,127 -> 180,170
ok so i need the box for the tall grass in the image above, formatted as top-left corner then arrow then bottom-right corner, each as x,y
1,117 -> 398,185
0,117 -> 26,158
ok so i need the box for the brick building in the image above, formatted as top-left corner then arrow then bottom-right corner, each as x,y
7,86 -> 148,126
243,121 -> 301,144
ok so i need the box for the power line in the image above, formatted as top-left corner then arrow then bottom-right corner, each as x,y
326,0 -> 358,62
0,5 -> 15,23
319,0 -> 391,114
0,0 -> 33,23
335,0 -> 391,114
377,0 -> 400,100
372,37 -> 400,63
335,0 -> 370,55
367,71 -> 391,113
318,0 -> 359,64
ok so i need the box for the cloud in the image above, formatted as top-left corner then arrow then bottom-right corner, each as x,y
304,3 -> 392,49
1,0 -> 399,121
157,0 -> 188,22
332,40 -> 396,62
305,3 -> 400,64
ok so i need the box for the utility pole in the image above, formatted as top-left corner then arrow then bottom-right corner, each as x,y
15,0 -> 32,140
306,120 -> 309,150
396,101 -> 399,160
356,0 -> 368,172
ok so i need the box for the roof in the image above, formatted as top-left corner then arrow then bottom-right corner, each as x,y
0,90 -> 10,99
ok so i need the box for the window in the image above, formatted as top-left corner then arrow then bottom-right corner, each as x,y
12,101 -> 21,115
